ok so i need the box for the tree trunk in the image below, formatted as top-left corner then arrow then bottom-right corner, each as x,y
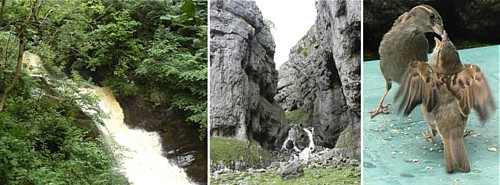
0,28 -> 24,112
0,0 -> 6,23
0,0 -> 36,112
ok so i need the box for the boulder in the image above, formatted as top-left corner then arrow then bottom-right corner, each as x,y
280,160 -> 306,179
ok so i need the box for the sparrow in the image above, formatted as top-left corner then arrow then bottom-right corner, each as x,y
394,31 -> 496,173
370,5 -> 444,118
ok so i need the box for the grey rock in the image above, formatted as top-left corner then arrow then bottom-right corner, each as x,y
276,0 -> 361,154
349,159 -> 359,166
280,161 -> 306,179
209,0 -> 286,148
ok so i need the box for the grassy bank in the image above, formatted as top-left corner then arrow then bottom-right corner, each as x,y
210,137 -> 273,166
211,165 -> 360,185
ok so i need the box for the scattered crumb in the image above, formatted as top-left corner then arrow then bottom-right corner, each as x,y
412,159 -> 420,165
391,151 -> 397,155
487,147 -> 497,152
391,128 -> 399,134
425,166 -> 433,171
472,133 -> 481,138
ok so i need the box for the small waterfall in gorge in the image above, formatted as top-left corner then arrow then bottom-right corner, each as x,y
91,87 -> 192,184
24,52 -> 193,184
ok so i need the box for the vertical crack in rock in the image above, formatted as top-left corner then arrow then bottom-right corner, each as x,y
276,0 -> 360,158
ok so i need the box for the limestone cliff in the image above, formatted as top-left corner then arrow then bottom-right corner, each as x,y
209,0 -> 286,148
276,0 -> 361,157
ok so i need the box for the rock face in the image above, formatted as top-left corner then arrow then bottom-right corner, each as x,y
209,0 -> 286,148
364,0 -> 500,57
276,0 -> 361,154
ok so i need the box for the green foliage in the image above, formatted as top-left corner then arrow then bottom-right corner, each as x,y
211,165 -> 361,185
135,0 -> 207,139
210,137 -> 274,166
7,0 -> 208,139
285,109 -> 306,124
1,0 -> 208,182
0,79 -> 128,184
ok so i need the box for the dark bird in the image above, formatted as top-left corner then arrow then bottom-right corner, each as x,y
370,5 -> 444,118
394,31 -> 496,173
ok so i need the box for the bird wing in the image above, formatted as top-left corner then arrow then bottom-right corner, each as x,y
394,61 -> 438,116
450,64 -> 496,124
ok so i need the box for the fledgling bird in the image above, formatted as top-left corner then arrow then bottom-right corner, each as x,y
370,5 -> 444,118
394,31 -> 496,173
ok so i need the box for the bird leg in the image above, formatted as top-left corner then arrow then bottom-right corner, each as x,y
370,89 -> 392,118
463,128 -> 472,138
421,130 -> 434,143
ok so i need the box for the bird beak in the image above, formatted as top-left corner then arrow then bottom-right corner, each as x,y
434,37 -> 441,47
441,30 -> 449,41
432,24 -> 444,35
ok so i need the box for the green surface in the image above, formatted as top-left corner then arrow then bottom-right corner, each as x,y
210,137 -> 273,165
211,165 -> 360,185
285,109 -> 306,124
363,45 -> 500,185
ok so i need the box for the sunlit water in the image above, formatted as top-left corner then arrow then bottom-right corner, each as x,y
25,52 -> 193,184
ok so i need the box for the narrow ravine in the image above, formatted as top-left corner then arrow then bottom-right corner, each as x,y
25,52 -> 193,184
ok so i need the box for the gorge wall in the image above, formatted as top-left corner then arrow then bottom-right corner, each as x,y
209,0 -> 286,149
276,0 -> 361,157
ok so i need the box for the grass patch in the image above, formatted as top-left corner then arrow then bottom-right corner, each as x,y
211,165 -> 361,185
210,137 -> 273,165
285,109 -> 305,124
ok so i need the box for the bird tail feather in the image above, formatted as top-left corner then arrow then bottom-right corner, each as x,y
444,127 -> 470,173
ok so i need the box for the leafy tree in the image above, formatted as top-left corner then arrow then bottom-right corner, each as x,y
135,0 -> 207,138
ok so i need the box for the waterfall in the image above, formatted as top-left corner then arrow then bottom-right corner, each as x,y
280,126 -> 316,161
91,87 -> 192,184
299,127 -> 315,160
24,52 -> 193,184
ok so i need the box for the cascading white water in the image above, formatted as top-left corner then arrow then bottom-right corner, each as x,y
299,128 -> 315,160
24,52 -> 193,185
92,87 -> 192,185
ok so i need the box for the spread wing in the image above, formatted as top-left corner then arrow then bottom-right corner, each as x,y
394,61 -> 438,116
450,64 -> 496,124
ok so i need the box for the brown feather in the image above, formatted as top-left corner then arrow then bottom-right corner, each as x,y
394,62 -> 438,116
394,30 -> 496,173
443,125 -> 470,173
451,64 -> 497,124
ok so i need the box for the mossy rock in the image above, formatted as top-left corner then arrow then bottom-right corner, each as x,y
285,109 -> 305,124
210,137 -> 274,169
334,124 -> 360,160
